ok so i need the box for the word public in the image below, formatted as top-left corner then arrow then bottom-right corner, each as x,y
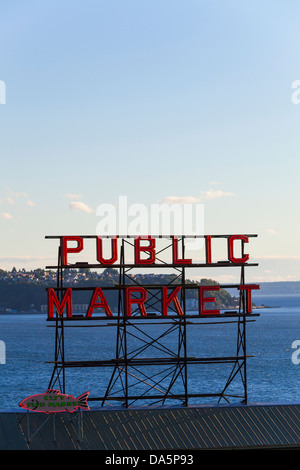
60,234 -> 252,265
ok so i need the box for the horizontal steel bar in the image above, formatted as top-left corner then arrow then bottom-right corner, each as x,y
45,283 -> 259,291
47,319 -> 257,327
46,355 -> 252,367
45,262 -> 259,269
46,313 -> 259,322
45,234 -> 258,239
89,392 -> 244,401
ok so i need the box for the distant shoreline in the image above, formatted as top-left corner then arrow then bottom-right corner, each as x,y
0,305 -> 281,315
253,305 -> 281,309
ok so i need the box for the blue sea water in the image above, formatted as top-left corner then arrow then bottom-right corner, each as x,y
0,294 -> 299,410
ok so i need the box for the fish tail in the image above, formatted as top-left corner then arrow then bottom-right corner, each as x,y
77,391 -> 90,410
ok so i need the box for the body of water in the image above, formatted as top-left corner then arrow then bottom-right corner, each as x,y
0,294 -> 299,409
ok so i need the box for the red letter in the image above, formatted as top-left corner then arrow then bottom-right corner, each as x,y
205,235 -> 212,264
86,287 -> 112,317
48,288 -> 73,318
199,286 -> 220,315
96,236 -> 118,265
126,287 -> 147,316
238,284 -> 260,313
62,236 -> 83,265
135,237 -> 156,264
228,235 -> 249,263
162,287 -> 183,316
172,237 -> 192,265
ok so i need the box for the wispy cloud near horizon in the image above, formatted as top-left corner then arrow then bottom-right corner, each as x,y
1,212 -> 13,219
0,255 -> 56,262
253,255 -> 300,260
27,200 -> 36,207
4,191 -> 36,209
201,189 -> 235,200
6,192 -> 28,205
69,201 -> 94,213
161,189 -> 235,205
66,193 -> 82,200
161,196 -> 202,205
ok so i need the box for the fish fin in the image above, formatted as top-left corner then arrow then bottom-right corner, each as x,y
77,391 -> 90,410
46,389 -> 61,394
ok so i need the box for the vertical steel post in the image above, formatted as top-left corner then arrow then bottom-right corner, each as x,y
182,236 -> 188,405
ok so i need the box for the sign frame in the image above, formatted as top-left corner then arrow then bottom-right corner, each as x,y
45,234 -> 260,407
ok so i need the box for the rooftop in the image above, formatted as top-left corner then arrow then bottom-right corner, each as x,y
2,402 -> 300,450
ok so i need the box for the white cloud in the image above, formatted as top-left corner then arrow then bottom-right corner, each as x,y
27,200 -> 36,207
201,189 -> 235,200
253,255 -> 300,260
160,190 -> 235,205
255,273 -> 300,282
7,196 -> 15,205
0,255 -> 55,262
6,192 -> 28,205
208,181 -> 220,185
265,228 -> 276,234
66,193 -> 82,200
1,212 -> 13,219
161,196 -> 202,205
69,201 -> 94,213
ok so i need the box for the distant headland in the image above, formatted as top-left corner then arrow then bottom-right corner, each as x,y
0,267 -> 236,313
0,267 -> 298,314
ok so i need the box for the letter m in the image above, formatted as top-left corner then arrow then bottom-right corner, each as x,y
48,288 -> 73,318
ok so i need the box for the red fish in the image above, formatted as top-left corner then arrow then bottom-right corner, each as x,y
19,389 -> 90,413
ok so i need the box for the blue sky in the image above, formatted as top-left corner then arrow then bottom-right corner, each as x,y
0,0 -> 300,282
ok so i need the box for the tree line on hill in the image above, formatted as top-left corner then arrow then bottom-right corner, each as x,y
0,267 -> 237,313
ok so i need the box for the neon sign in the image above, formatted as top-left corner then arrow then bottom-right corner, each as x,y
45,233 -> 260,406
61,234 -> 250,265
19,389 -> 90,413
46,234 -> 260,319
